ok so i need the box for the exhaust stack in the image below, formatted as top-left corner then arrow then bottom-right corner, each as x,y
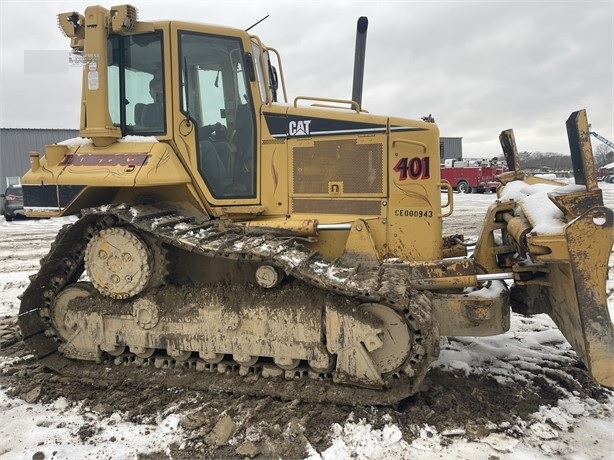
351,16 -> 368,109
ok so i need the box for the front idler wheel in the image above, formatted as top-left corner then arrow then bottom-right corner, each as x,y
361,303 -> 412,374
51,282 -> 97,342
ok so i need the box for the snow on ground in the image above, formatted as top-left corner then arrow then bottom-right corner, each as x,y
0,183 -> 613,460
0,392 -> 184,459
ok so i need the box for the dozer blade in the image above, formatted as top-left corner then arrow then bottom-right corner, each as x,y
532,206 -> 614,387
516,110 -> 614,387
562,206 -> 614,386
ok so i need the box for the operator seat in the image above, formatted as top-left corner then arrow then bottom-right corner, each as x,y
198,138 -> 232,195
134,102 -> 163,129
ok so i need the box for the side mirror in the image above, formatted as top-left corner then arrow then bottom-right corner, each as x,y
269,65 -> 278,102
244,52 -> 256,82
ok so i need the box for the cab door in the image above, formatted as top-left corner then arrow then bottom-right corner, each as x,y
172,25 -> 258,204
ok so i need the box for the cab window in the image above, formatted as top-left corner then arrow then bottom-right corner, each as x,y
107,31 -> 165,134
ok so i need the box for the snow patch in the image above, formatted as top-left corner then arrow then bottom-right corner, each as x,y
521,191 -> 564,234
57,137 -> 93,147
466,279 -> 507,299
498,180 -> 581,235
481,433 -> 519,452
306,419 -> 410,460
57,136 -> 157,147
0,392 -> 184,460
117,135 -> 158,143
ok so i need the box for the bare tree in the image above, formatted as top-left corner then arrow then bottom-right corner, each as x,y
594,144 -> 614,166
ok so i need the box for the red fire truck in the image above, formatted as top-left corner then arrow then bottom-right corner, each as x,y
440,159 -> 502,193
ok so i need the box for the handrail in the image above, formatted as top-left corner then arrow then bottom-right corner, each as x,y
294,96 -> 361,113
265,47 -> 288,103
439,181 -> 454,217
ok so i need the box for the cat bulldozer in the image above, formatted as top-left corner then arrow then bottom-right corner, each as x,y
19,5 -> 613,405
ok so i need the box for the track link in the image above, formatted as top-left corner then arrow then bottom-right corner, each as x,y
18,203 -> 439,406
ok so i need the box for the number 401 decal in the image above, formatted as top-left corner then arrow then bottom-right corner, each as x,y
393,156 -> 430,181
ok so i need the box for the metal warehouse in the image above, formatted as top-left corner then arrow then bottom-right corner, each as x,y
1,128 -> 78,189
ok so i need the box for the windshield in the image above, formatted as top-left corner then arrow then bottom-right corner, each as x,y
107,31 -> 165,134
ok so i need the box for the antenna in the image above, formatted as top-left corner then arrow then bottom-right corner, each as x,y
246,15 -> 269,32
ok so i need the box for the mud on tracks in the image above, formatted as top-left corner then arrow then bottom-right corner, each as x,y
1,315 -> 611,459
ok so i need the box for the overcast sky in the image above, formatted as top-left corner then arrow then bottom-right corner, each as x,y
1,0 -> 612,156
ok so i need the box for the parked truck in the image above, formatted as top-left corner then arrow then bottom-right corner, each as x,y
440,159 -> 501,193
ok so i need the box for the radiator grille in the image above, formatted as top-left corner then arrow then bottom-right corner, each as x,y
292,198 -> 381,215
292,139 -> 383,195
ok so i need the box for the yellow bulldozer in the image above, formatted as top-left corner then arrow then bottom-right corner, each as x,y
18,5 -> 613,405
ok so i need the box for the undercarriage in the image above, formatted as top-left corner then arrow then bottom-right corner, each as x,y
19,203 -> 442,405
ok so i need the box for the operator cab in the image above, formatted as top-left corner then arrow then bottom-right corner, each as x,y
106,28 -> 263,199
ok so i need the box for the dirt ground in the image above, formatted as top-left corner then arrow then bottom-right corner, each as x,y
0,314 -> 609,459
